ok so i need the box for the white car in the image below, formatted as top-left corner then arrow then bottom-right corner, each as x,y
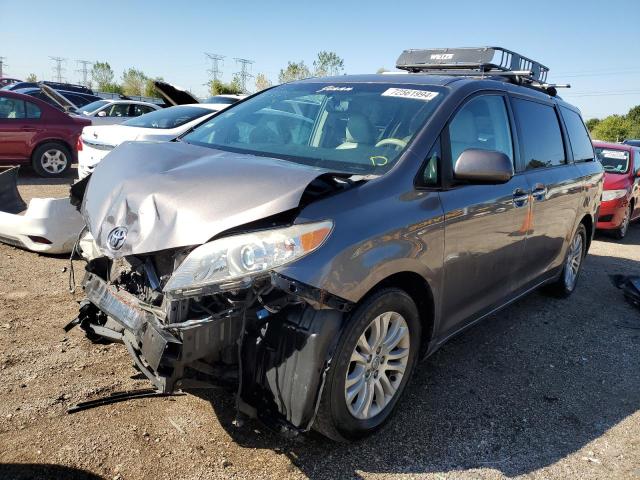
77,103 -> 225,179
74,99 -> 161,125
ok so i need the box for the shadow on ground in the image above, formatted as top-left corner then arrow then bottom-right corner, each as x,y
0,464 -> 103,480
195,227 -> 640,479
15,164 -> 77,186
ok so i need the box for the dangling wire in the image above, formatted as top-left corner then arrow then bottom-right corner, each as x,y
68,225 -> 87,294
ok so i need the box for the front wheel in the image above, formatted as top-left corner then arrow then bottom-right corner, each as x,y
313,288 -> 421,442
613,203 -> 632,240
543,224 -> 586,298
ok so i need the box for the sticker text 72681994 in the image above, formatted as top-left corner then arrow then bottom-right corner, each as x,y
381,88 -> 439,101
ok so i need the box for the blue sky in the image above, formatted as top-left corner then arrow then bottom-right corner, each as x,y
1,0 -> 638,118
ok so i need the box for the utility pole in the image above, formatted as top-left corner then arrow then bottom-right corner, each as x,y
50,56 -> 67,83
0,57 -> 6,78
76,59 -> 92,87
205,52 -> 225,83
233,58 -> 254,93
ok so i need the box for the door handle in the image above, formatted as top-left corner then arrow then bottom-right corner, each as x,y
531,184 -> 547,201
20,127 -> 36,132
513,188 -> 530,208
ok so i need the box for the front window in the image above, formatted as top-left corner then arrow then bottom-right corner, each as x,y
595,148 -> 630,174
78,100 -> 109,115
122,105 -> 212,129
183,82 -> 445,175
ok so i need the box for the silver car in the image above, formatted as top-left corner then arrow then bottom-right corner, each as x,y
67,47 -> 603,441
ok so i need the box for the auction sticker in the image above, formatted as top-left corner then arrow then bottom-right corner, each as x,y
601,149 -> 628,160
382,88 -> 439,101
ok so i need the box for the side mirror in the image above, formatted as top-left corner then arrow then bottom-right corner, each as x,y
97,111 -> 107,117
454,149 -> 514,183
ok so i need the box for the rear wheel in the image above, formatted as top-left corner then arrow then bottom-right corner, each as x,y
544,224 -> 586,298
613,203 -> 632,240
313,288 -> 421,442
32,142 -> 71,177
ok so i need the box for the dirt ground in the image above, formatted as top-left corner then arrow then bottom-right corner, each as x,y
0,169 -> 638,480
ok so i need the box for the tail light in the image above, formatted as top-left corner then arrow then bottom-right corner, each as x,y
77,136 -> 83,152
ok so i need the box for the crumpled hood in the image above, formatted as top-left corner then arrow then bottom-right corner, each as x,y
82,141 -> 330,258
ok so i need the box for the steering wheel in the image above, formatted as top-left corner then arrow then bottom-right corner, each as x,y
375,138 -> 407,149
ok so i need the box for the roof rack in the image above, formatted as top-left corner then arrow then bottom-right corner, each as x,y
395,47 -> 568,95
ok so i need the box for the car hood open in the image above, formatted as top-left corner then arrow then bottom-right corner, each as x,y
82,141 -> 333,258
154,81 -> 200,106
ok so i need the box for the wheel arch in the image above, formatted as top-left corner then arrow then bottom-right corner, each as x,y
355,270 -> 436,356
30,138 -> 73,161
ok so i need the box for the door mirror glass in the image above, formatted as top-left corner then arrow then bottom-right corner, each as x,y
97,110 -> 107,117
453,149 -> 514,183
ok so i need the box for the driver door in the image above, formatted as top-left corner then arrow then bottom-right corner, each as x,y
438,93 -> 531,337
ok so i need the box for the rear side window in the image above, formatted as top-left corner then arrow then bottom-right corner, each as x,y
26,102 -> 41,119
0,97 -> 25,119
447,95 -> 513,167
513,99 -> 565,170
561,107 -> 594,162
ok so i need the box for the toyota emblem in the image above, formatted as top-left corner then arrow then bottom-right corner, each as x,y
107,226 -> 128,251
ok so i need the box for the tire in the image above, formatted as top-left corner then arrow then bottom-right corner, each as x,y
543,223 -> 587,298
31,142 -> 72,177
313,288 -> 421,442
613,203 -> 632,240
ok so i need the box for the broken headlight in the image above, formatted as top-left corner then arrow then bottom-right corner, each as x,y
163,221 -> 333,297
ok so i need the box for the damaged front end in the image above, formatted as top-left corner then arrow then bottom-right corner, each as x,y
67,141 -> 362,433
71,242 -> 350,433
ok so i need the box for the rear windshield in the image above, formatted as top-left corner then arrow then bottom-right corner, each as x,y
595,147 -> 630,174
205,96 -> 239,105
183,82 -> 445,175
122,105 -> 211,129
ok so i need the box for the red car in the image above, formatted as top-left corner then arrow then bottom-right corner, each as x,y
594,141 -> 640,239
0,90 -> 90,177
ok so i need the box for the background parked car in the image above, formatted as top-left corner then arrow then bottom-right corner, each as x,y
623,139 -> 640,147
0,90 -> 90,177
72,99 -> 161,125
77,103 -> 225,178
0,77 -> 21,88
13,86 -> 102,110
594,141 -> 640,238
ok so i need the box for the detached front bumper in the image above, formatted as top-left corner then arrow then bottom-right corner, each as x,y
596,197 -> 628,230
76,271 -> 348,432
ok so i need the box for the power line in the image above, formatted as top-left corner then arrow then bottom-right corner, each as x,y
205,53 -> 225,83
0,56 -> 7,78
76,60 -> 93,87
50,56 -> 67,82
234,57 -> 254,93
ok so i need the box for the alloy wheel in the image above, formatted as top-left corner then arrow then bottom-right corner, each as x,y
40,149 -> 68,174
345,311 -> 411,420
563,232 -> 584,290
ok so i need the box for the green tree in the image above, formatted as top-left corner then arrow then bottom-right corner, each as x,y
626,105 -> 640,126
255,73 -> 272,92
279,61 -> 311,83
208,79 -> 243,96
313,51 -> 344,77
121,68 -> 148,96
144,77 -> 164,97
590,115 -> 633,142
585,118 -> 600,132
101,83 -> 124,94
91,62 -> 115,91
25,73 -> 37,82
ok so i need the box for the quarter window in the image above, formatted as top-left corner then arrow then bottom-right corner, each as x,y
513,99 -> 565,170
447,95 -> 513,169
560,106 -> 593,162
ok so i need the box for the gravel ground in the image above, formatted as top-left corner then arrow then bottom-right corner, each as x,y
0,169 -> 638,480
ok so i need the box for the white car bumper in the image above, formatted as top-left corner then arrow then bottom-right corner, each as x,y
78,137 -> 114,180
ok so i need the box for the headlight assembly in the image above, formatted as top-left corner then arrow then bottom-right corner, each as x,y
602,189 -> 627,202
163,221 -> 333,297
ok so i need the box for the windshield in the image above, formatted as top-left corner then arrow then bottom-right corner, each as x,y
78,100 -> 109,114
122,105 -> 211,129
596,147 -> 630,174
183,82 -> 445,175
